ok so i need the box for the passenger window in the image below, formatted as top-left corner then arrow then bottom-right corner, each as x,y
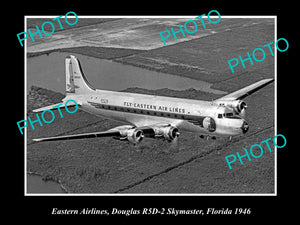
218,114 -> 222,118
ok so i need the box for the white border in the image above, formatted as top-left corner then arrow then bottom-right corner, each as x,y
24,15 -> 277,196
274,16 -> 277,196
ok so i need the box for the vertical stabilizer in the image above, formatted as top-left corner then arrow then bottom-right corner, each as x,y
65,55 -> 95,95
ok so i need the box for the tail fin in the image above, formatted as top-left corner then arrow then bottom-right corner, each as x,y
65,55 -> 95,95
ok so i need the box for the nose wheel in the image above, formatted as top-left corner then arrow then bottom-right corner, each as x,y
241,121 -> 249,134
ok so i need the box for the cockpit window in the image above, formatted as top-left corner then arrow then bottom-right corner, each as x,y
224,113 -> 241,119
224,113 -> 234,118
218,113 -> 240,119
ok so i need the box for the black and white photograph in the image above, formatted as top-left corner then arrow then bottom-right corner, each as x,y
24,15 -> 276,194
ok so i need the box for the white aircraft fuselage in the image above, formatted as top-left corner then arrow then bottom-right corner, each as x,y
33,55 -> 274,144
69,88 -> 246,137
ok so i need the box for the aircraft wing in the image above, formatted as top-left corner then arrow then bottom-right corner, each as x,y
32,125 -> 156,143
215,78 -> 274,101
32,124 -> 177,143
32,129 -> 122,142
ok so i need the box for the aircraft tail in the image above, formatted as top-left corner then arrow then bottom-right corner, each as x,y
65,55 -> 95,95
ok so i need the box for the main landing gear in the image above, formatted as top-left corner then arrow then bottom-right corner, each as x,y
199,135 -> 216,140
199,135 -> 233,141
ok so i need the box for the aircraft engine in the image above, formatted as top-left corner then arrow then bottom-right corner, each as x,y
116,128 -> 144,144
163,126 -> 180,141
234,100 -> 247,114
126,129 -> 144,144
153,125 -> 180,141
202,117 -> 216,132
218,100 -> 247,116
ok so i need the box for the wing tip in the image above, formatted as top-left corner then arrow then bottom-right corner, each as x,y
261,78 -> 275,86
265,78 -> 274,82
32,138 -> 43,142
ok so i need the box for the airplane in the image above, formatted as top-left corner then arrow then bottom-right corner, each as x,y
32,55 -> 274,145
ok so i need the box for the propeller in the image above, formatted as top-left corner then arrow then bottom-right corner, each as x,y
169,131 -> 180,151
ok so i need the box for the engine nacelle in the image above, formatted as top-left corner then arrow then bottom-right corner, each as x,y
202,117 -> 216,132
117,128 -> 144,144
153,125 -> 180,141
218,100 -> 247,115
127,129 -> 144,144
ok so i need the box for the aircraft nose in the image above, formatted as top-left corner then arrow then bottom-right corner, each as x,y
241,120 -> 249,134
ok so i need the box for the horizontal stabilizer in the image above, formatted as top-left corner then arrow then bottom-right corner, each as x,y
32,103 -> 65,113
32,101 -> 79,113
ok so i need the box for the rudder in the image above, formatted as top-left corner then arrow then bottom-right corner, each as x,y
65,55 -> 95,95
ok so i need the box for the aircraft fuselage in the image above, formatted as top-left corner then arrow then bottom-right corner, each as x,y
70,88 -> 247,137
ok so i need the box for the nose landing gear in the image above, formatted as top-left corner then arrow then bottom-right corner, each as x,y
241,121 -> 249,134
